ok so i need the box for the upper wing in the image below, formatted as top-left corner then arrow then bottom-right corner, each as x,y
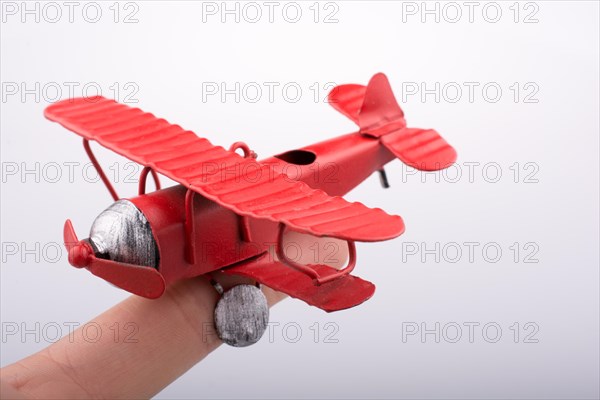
222,252 -> 376,312
45,97 -> 404,242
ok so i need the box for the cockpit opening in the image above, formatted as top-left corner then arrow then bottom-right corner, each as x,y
274,149 -> 316,165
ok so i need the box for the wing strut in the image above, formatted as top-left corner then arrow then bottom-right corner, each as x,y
83,139 -> 119,201
138,166 -> 161,195
276,223 -> 357,285
185,189 -> 197,264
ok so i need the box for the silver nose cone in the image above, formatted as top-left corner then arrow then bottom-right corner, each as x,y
89,199 -> 159,269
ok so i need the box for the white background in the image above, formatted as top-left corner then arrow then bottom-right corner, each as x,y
1,1 -> 599,399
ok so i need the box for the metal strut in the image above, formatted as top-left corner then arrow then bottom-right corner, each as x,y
275,223 -> 357,285
83,139 -> 119,201
138,166 -> 162,195
184,189 -> 197,264
378,168 -> 390,189
229,141 -> 256,242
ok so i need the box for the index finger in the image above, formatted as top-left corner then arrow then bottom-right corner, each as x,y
0,233 -> 348,399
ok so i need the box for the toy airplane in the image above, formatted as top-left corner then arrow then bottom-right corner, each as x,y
45,73 -> 457,346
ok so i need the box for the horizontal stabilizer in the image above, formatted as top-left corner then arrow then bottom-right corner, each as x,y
328,84 -> 367,124
381,128 -> 457,171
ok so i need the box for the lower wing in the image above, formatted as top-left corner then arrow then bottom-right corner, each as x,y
221,253 -> 375,312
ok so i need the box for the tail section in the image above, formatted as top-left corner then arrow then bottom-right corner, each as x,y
328,73 -> 457,171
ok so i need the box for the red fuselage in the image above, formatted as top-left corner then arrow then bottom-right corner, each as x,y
129,132 -> 395,286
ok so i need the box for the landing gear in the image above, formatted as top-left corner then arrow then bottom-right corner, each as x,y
213,284 -> 269,347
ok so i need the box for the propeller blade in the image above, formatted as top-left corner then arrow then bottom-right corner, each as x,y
64,219 -> 93,268
87,257 -> 166,299
63,219 -> 79,249
63,219 -> 165,299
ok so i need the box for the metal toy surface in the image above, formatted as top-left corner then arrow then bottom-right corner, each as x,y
46,73 -> 457,320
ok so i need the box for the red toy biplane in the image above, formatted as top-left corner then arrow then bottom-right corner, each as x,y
45,73 -> 456,345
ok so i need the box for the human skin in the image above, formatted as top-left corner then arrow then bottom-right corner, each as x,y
0,232 -> 348,399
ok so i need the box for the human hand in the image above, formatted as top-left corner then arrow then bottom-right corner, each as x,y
0,232 -> 348,399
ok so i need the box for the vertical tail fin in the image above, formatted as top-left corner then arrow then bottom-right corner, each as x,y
357,73 -> 406,135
